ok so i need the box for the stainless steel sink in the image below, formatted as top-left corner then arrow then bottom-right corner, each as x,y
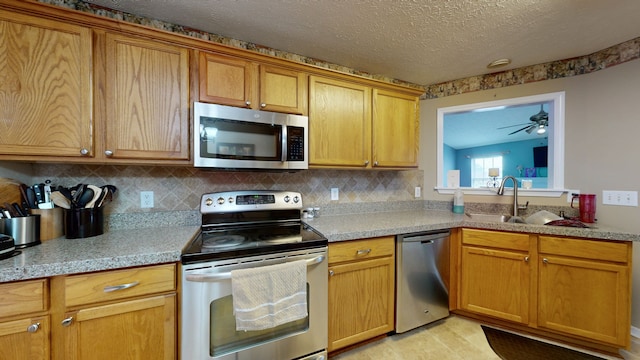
465,213 -> 526,224
465,213 -> 512,223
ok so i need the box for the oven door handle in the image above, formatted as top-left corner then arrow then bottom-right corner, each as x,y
185,254 -> 325,282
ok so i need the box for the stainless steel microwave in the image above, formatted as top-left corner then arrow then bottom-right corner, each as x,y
193,102 -> 308,170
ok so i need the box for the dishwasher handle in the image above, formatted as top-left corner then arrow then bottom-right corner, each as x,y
400,231 -> 450,243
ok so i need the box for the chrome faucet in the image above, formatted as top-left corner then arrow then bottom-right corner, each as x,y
497,176 -> 529,220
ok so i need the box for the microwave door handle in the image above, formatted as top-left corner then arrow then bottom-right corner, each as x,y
281,125 -> 287,162
185,254 -> 325,282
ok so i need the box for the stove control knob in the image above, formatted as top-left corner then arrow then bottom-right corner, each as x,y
217,197 -> 225,205
205,198 -> 213,206
284,195 -> 290,203
228,197 -> 234,204
293,196 -> 300,203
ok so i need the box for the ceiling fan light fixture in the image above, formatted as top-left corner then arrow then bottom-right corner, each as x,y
537,125 -> 546,134
487,58 -> 511,69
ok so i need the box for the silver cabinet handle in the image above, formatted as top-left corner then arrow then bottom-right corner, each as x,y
104,281 -> 140,293
329,270 -> 334,277
364,160 -> 369,165
80,148 -> 89,155
542,258 -> 549,264
524,256 -> 529,262
260,103 -> 266,108
27,323 -> 40,333
356,249 -> 371,256
245,100 -> 251,107
373,161 -> 378,166
104,150 -> 113,156
61,317 -> 73,327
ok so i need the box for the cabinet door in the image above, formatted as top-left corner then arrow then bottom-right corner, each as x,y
372,89 -> 418,168
0,10 -> 92,158
309,76 -> 371,167
0,316 -> 49,360
104,33 -> 189,161
460,246 -> 530,324
538,255 -> 630,347
62,294 -> 176,360
328,256 -> 394,351
259,65 -> 307,114
199,52 -> 256,108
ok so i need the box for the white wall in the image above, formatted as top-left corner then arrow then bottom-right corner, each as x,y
420,59 -> 640,328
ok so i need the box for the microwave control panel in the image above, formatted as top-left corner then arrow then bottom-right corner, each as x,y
287,126 -> 305,161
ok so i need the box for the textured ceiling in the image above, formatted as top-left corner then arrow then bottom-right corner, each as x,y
85,0 -> 640,85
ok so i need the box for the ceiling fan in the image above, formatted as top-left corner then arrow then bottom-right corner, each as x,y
498,105 -> 549,135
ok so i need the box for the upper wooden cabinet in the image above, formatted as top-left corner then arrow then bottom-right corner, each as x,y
309,76 -> 419,169
0,10 -> 92,158
198,51 -> 307,114
309,76 -> 372,167
97,33 -> 190,163
372,89 -> 419,168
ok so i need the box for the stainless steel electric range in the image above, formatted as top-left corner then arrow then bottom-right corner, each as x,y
181,190 -> 328,360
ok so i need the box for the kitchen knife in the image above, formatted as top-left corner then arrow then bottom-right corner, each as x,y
32,184 -> 44,204
25,187 -> 37,209
11,203 -> 26,217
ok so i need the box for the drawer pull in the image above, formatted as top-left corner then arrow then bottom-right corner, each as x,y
61,317 -> 73,327
104,281 -> 140,293
27,323 -> 40,333
542,258 -> 549,264
356,249 -> 371,256
524,256 -> 529,262
329,270 -> 334,277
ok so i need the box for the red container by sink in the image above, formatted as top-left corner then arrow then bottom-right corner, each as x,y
571,194 -> 596,223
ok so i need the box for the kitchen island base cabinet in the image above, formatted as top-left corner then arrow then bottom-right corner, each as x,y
328,237 -> 395,352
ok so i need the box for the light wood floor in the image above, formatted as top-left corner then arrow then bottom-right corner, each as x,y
329,315 -> 640,360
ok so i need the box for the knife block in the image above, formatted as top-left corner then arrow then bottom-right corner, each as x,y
30,208 -> 64,241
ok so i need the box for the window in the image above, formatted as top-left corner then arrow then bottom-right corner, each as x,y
471,156 -> 502,188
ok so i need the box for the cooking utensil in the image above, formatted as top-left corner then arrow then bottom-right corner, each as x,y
84,185 -> 103,209
32,184 -> 44,204
71,184 -> 85,207
11,202 -> 26,217
25,187 -> 37,209
50,191 -> 71,209
76,187 -> 94,208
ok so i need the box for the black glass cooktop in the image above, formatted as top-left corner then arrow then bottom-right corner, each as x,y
181,222 -> 327,264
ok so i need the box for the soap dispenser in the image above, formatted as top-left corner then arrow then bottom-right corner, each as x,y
453,189 -> 465,214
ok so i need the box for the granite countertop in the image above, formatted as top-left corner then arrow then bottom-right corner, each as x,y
0,225 -> 200,283
1,208 -> 638,284
304,209 -> 640,242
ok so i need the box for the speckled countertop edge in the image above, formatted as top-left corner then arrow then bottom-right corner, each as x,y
304,209 -> 640,242
0,225 -> 200,283
2,207 -> 638,283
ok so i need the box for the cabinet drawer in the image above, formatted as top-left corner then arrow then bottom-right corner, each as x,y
0,279 -> 48,318
65,264 -> 176,307
329,236 -> 394,264
462,228 -> 530,252
539,236 -> 630,263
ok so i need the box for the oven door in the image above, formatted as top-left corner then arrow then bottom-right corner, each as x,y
181,247 -> 328,360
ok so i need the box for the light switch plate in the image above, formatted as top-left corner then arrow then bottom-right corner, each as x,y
330,188 -> 339,201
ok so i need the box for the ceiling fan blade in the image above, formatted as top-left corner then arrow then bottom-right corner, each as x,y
497,122 -> 529,129
508,125 -> 532,135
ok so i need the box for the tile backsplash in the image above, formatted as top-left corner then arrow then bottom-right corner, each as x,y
33,164 -> 424,215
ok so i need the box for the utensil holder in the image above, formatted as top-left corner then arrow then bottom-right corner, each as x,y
0,215 -> 41,248
64,207 -> 104,239
29,208 -> 64,241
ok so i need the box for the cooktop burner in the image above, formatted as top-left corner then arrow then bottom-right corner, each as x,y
181,190 -> 327,264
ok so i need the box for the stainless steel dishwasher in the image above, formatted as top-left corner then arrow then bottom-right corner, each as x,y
395,230 -> 450,333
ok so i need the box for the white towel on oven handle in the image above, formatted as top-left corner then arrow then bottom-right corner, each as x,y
231,259 -> 308,331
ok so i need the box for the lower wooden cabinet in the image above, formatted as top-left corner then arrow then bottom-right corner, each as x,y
456,229 -> 632,349
51,263 -> 177,360
537,236 -> 631,347
328,236 -> 395,352
0,279 -> 50,360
